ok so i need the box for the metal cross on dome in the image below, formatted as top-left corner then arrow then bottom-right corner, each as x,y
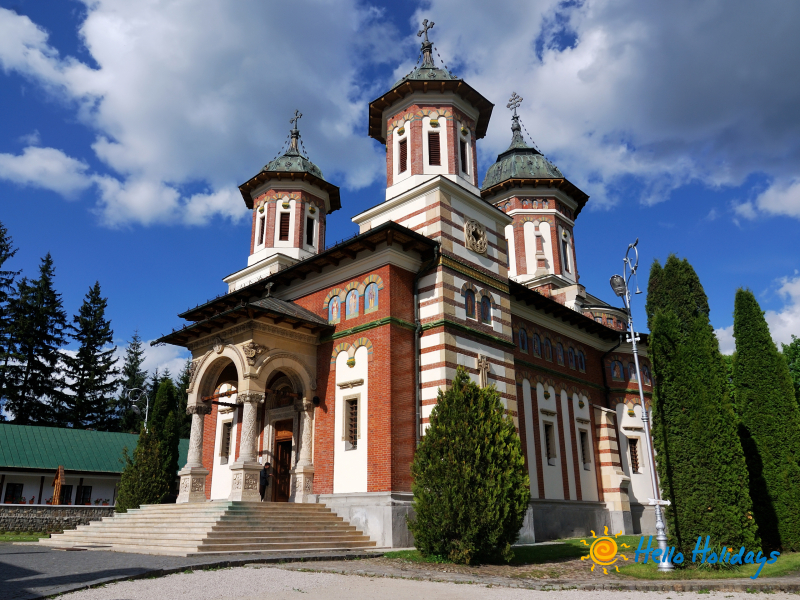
507,92 -> 523,116
418,19 -> 434,43
290,109 -> 302,130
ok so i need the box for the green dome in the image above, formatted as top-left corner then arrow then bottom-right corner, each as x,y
263,142 -> 324,180
481,117 -> 563,191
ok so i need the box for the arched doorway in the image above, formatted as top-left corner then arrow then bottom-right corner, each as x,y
264,372 -> 300,502
208,360 -> 240,500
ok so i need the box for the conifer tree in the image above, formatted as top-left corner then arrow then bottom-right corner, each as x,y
116,331 -> 148,433
733,289 -> 800,551
175,358 -> 193,438
4,254 -> 67,425
782,335 -> 800,409
115,430 -> 170,512
149,378 -> 181,498
62,282 -> 121,430
0,221 -> 20,416
647,255 -> 758,556
408,367 -> 530,564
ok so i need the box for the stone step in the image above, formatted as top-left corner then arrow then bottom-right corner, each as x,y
50,531 -> 372,544
197,540 -> 376,552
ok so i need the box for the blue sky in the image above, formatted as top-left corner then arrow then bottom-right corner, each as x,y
1,0 -> 799,373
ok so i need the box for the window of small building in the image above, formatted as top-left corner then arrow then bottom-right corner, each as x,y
76,486 -> 92,505
544,423 -> 557,466
305,216 -> 314,247
257,214 -> 266,246
343,395 -> 360,451
428,131 -> 441,166
60,485 -> 74,505
480,296 -> 492,324
278,212 -> 290,241
459,139 -> 468,174
464,289 -> 476,319
579,430 -> 591,470
561,238 -> 571,273
220,421 -> 233,465
398,139 -> 408,173
629,438 -> 640,473
3,483 -> 24,503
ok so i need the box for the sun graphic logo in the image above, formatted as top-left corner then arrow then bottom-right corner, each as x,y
580,527 -> 631,574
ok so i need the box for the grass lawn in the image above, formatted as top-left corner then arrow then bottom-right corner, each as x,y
0,531 -> 50,542
618,552 -> 800,580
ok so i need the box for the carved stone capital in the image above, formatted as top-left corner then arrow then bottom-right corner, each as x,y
242,341 -> 266,366
236,391 -> 265,405
186,403 -> 213,415
294,396 -> 314,412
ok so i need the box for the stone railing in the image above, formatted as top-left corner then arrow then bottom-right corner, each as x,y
0,505 -> 115,532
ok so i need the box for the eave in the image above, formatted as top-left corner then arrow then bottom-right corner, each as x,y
238,170 -> 342,213
481,177 -> 590,218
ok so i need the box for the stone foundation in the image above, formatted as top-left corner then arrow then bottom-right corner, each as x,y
314,491 -> 415,548
0,505 -> 115,532
630,503 -> 656,535
519,499 -> 632,542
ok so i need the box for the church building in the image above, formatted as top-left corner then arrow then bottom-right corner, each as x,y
156,22 -> 657,547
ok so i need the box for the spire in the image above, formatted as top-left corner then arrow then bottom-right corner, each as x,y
417,19 -> 435,68
288,109 -> 303,155
506,92 -> 528,150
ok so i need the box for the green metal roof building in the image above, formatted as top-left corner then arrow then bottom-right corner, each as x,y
0,424 -> 188,506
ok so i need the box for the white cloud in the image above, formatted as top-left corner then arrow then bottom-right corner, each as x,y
140,341 -> 190,380
0,2 -> 395,226
765,272 -> 800,348
18,130 -> 41,146
737,179 -> 800,220
414,1 -> 800,210
715,325 -> 736,355
0,146 -> 92,196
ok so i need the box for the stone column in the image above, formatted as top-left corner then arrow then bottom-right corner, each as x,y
291,397 -> 315,503
177,404 -> 211,503
228,391 -> 264,502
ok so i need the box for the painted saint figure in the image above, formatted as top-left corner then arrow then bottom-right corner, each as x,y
346,290 -> 359,318
365,283 -> 378,312
329,297 -> 340,323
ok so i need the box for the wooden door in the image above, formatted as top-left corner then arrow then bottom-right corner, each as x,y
273,440 -> 292,502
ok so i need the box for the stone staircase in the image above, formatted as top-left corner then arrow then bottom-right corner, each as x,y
38,502 -> 376,556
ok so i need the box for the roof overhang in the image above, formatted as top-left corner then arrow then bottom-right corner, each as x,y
481,177 -> 590,218
238,170 -> 342,213
368,79 -> 494,143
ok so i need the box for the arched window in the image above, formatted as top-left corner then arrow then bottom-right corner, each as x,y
544,338 -> 552,361
328,297 -> 341,324
643,365 -> 652,386
519,328 -> 528,353
480,296 -> 492,324
628,363 -> 638,383
577,351 -> 586,372
345,289 -> 359,319
568,347 -> 576,369
611,360 -> 624,381
532,334 -> 541,357
364,283 -> 379,313
464,289 -> 476,319
556,343 -> 565,366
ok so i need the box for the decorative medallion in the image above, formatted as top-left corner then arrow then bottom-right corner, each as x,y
282,202 -> 290,209
579,399 -> 585,409
464,219 -> 488,255
346,356 -> 356,368
460,126 -> 468,136
397,127 -> 405,136
258,205 -> 264,214
309,206 -> 316,214
242,341 -> 265,366
429,119 -> 440,128
213,336 -> 224,354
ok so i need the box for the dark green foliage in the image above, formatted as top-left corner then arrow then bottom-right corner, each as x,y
115,430 -> 171,512
175,358 -> 192,438
782,335 -> 800,409
0,221 -> 20,418
4,254 -> 67,425
648,256 -> 758,556
733,289 -> 800,551
149,378 -> 181,499
408,367 -> 530,564
62,282 -> 121,430
116,331 -> 148,433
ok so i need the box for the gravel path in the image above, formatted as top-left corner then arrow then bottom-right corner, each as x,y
54,565 -> 799,600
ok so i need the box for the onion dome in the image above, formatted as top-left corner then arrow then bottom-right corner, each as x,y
368,20 -> 494,143
238,110 -> 341,212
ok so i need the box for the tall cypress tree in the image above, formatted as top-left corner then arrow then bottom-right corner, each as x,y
175,358 -> 192,438
647,255 -> 758,555
149,378 -> 181,500
0,221 -> 20,417
782,335 -> 800,409
62,282 -> 121,430
4,254 -> 67,425
733,289 -> 800,551
115,430 -> 170,512
116,331 -> 148,433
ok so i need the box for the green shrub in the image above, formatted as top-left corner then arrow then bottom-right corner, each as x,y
115,428 -> 171,512
408,367 -> 530,564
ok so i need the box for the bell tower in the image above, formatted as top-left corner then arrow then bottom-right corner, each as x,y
225,111 -> 341,292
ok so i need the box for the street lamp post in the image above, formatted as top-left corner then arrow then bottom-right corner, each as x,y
127,388 -> 150,433
610,239 -> 673,572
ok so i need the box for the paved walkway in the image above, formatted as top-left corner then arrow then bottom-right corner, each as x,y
0,543 -> 376,600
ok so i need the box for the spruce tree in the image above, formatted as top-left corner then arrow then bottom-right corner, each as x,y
116,331 -> 148,433
4,254 -> 67,425
782,335 -> 800,409
115,430 -> 170,512
175,358 -> 193,438
0,221 -> 20,416
408,367 -> 530,564
733,289 -> 800,551
647,255 -> 758,556
149,378 -> 181,499
62,282 -> 121,430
